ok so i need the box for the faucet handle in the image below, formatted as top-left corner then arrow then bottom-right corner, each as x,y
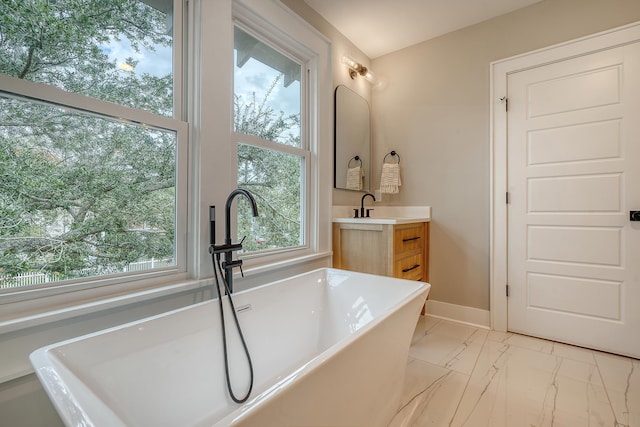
366,208 -> 374,218
222,259 -> 243,270
353,208 -> 360,218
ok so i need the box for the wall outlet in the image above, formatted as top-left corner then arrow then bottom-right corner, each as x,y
374,189 -> 382,201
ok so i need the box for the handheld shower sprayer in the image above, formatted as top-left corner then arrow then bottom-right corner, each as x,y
208,189 -> 258,404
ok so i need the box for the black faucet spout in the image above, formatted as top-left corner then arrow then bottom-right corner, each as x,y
360,192 -> 376,218
225,188 -> 259,244
212,188 -> 258,293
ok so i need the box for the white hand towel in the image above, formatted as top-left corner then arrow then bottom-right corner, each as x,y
346,166 -> 363,190
380,162 -> 401,194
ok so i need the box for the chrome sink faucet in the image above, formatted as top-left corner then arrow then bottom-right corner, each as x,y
209,188 -> 259,293
357,192 -> 376,218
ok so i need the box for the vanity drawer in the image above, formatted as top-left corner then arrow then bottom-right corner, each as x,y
395,253 -> 424,281
394,223 -> 425,256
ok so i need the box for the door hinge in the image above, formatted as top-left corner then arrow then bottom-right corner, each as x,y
499,96 -> 508,112
506,284 -> 509,297
506,192 -> 510,204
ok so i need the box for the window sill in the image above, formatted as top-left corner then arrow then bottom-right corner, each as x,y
0,276 -> 210,335
0,251 -> 332,335
0,251 -> 332,384
241,251 -> 332,277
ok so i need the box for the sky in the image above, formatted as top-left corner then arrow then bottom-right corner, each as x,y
101,36 -> 172,78
233,27 -> 302,142
234,53 -> 301,138
102,30 -> 301,140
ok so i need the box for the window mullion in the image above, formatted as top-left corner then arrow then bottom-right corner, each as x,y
233,131 -> 309,157
0,75 -> 180,132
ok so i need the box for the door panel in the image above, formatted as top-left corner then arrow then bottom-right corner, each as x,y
528,174 -> 621,212
527,65 -> 621,117
527,119 -> 622,165
507,43 -> 640,358
527,273 -> 621,320
527,226 -> 621,265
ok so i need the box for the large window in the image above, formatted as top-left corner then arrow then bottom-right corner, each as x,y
0,0 -> 185,290
233,26 -> 308,253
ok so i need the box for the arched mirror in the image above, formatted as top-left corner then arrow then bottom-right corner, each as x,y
334,85 -> 371,191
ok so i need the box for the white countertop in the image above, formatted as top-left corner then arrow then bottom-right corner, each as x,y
332,217 -> 430,225
332,205 -> 431,225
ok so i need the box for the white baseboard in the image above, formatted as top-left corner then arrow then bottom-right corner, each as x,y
424,299 -> 491,329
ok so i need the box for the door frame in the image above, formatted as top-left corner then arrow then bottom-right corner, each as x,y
489,21 -> 640,332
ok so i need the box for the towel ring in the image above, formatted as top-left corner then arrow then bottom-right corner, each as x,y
348,156 -> 362,168
384,151 -> 400,164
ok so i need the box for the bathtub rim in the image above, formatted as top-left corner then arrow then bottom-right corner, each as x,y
29,267 -> 430,427
217,270 -> 429,426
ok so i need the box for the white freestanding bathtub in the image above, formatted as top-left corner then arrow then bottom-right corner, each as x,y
30,268 -> 429,427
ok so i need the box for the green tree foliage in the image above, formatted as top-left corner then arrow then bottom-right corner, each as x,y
0,0 -> 301,286
0,0 -> 175,283
235,75 -> 303,252
0,0 -> 173,114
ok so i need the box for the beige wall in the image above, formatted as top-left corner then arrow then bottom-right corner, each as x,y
281,0 -> 374,206
287,0 -> 640,311
371,0 -> 640,310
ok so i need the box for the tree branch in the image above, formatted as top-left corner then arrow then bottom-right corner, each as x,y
18,46 -> 35,79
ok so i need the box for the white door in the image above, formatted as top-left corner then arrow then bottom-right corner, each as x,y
507,43 -> 640,358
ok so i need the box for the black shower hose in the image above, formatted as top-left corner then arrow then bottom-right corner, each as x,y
212,253 -> 254,404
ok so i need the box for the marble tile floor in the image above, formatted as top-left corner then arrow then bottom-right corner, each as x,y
388,316 -> 639,427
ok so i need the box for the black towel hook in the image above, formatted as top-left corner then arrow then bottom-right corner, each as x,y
348,155 -> 362,168
384,151 -> 400,164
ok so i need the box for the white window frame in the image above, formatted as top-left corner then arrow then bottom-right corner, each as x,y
232,21 -> 311,258
0,0 -> 190,320
227,1 -> 331,274
0,0 -> 333,325
194,0 -> 332,282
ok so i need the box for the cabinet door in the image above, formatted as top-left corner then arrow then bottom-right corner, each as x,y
332,223 -> 393,276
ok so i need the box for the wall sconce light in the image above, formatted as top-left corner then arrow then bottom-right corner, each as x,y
341,55 -> 375,82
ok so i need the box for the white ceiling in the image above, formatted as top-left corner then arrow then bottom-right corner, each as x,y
303,0 -> 543,59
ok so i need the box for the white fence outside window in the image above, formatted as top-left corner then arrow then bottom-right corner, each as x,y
0,258 -> 173,289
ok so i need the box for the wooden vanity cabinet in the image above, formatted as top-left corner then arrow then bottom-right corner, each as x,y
332,221 -> 429,284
